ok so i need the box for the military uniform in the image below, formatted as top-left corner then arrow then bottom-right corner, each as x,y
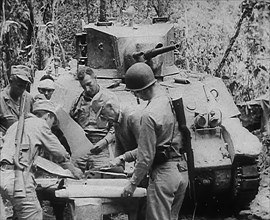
114,105 -> 148,220
70,88 -> 114,169
114,105 -> 140,162
0,65 -> 34,219
130,93 -> 189,220
0,114 -> 74,220
0,87 -> 33,134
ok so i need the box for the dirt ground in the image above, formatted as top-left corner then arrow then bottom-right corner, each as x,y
37,191 -> 266,220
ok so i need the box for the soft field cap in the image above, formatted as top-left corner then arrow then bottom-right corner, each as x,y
33,100 -> 57,117
91,91 -> 118,118
38,79 -> 55,90
11,65 -> 31,83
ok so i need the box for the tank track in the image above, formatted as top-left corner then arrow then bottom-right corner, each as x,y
233,163 -> 260,211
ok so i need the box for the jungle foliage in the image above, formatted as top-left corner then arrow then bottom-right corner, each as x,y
0,0 -> 270,104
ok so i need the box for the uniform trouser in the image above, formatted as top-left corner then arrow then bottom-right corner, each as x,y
87,147 -> 111,168
76,134 -> 112,170
147,160 -> 189,220
76,147 -> 111,170
0,169 -> 42,220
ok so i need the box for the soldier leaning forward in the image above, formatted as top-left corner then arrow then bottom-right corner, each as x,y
0,100 -> 83,220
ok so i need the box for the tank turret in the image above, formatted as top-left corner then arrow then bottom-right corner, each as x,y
76,22 -> 180,79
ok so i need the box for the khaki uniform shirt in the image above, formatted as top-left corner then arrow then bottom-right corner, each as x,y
69,87 -> 114,143
130,92 -> 183,186
114,105 -> 141,162
0,114 -> 70,167
0,86 -> 33,134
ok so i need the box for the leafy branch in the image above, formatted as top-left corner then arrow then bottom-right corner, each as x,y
215,0 -> 257,78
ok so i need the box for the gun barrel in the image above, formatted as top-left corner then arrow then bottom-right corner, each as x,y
144,44 -> 179,60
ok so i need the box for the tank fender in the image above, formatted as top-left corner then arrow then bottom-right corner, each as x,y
221,118 -> 262,162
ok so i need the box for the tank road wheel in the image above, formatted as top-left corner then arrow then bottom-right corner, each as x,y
232,163 -> 260,213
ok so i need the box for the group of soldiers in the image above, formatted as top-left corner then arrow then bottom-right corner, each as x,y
0,62 -> 189,220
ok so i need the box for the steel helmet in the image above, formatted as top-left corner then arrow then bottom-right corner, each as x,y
125,63 -> 157,91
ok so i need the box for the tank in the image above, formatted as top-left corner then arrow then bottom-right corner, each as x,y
32,20 -> 261,217
75,20 -> 263,211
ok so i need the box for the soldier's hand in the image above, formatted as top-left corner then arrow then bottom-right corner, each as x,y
121,181 -> 137,197
110,156 -> 124,167
75,155 -> 89,170
63,162 -> 85,179
71,166 -> 84,179
90,139 -> 108,154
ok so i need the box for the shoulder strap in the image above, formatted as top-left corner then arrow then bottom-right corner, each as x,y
167,95 -> 182,157
14,93 -> 27,170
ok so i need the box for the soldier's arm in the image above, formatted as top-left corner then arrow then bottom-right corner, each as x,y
104,123 -> 115,144
130,113 -> 156,186
39,121 -> 70,163
122,112 -> 141,162
39,122 -> 83,179
128,111 -> 141,141
122,148 -> 138,162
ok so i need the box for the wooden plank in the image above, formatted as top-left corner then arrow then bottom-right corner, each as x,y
65,178 -> 129,186
55,185 -> 146,198
35,178 -> 129,188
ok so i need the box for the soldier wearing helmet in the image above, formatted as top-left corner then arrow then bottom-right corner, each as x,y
0,100 -> 83,220
0,65 -> 34,135
122,63 -> 189,220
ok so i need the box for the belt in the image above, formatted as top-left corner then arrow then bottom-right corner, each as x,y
0,163 -> 15,170
85,133 -> 104,144
167,156 -> 185,162
167,150 -> 185,160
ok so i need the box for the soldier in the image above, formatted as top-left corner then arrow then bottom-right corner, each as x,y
69,66 -> 115,170
35,77 -> 71,220
91,92 -> 139,168
34,77 -> 71,153
0,100 -> 83,220
37,78 -> 55,100
0,65 -> 33,220
91,92 -> 147,220
0,65 -> 34,135
122,63 -> 189,220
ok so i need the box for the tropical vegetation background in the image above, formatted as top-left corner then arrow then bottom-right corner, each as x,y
1,1 -> 270,219
1,0 -> 270,104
